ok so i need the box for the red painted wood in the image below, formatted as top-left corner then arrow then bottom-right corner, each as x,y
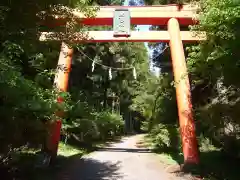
42,17 -> 197,27
81,17 -> 196,26
40,4 -> 198,27
168,18 -> 199,164
50,120 -> 62,156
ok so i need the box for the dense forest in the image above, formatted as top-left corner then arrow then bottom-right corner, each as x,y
0,0 -> 240,179
141,0 -> 240,156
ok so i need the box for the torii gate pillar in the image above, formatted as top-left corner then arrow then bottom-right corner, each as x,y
168,18 -> 199,164
46,42 -> 73,159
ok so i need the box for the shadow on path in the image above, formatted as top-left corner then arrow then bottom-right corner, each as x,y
57,154 -> 123,180
96,147 -> 151,153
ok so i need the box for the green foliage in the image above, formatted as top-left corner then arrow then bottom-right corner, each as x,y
186,0 -> 240,157
0,42 -> 61,163
134,1 -> 240,168
0,0 -> 151,179
0,0 -> 125,170
1,0 -> 240,179
93,111 -> 124,139
63,106 -> 124,142
131,73 -> 177,131
149,124 -> 181,151
68,41 -> 150,136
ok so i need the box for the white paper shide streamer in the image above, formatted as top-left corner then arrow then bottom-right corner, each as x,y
90,54 -> 136,81
92,60 -> 95,72
109,68 -> 112,80
133,67 -> 137,79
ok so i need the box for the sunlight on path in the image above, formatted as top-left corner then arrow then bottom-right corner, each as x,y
58,135 -> 187,180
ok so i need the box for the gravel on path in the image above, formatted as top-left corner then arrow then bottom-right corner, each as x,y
57,134 -> 188,180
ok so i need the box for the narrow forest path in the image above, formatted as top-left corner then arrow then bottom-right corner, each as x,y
57,134 -> 188,180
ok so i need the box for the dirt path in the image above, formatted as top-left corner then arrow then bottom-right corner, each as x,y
57,134 -> 187,180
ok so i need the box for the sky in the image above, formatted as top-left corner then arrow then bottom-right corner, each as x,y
123,0 -> 160,76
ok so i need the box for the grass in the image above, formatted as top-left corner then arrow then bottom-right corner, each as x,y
34,142 -> 87,180
143,135 -> 182,166
1,142 -> 87,180
58,142 -> 86,157
33,136 -> 124,180
143,134 -> 240,180
156,153 -> 181,166
10,136 -> 123,180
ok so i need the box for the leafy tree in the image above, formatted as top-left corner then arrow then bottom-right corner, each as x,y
0,0 -> 100,169
187,0 -> 240,156
135,0 -> 240,161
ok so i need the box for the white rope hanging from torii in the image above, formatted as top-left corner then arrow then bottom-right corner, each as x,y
78,49 -> 137,80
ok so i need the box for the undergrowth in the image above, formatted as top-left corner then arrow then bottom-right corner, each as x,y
144,124 -> 240,180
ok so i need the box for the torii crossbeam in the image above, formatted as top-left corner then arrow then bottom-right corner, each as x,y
42,4 -> 205,166
44,4 -> 199,26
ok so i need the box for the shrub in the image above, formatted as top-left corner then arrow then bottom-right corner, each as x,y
63,107 -> 124,143
93,111 -> 124,140
149,124 -> 181,152
0,53 -> 63,171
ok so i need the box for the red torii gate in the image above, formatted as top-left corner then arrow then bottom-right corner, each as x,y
41,4 -> 206,165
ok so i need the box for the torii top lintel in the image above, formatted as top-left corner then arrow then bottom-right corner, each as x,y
51,4 -> 199,26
